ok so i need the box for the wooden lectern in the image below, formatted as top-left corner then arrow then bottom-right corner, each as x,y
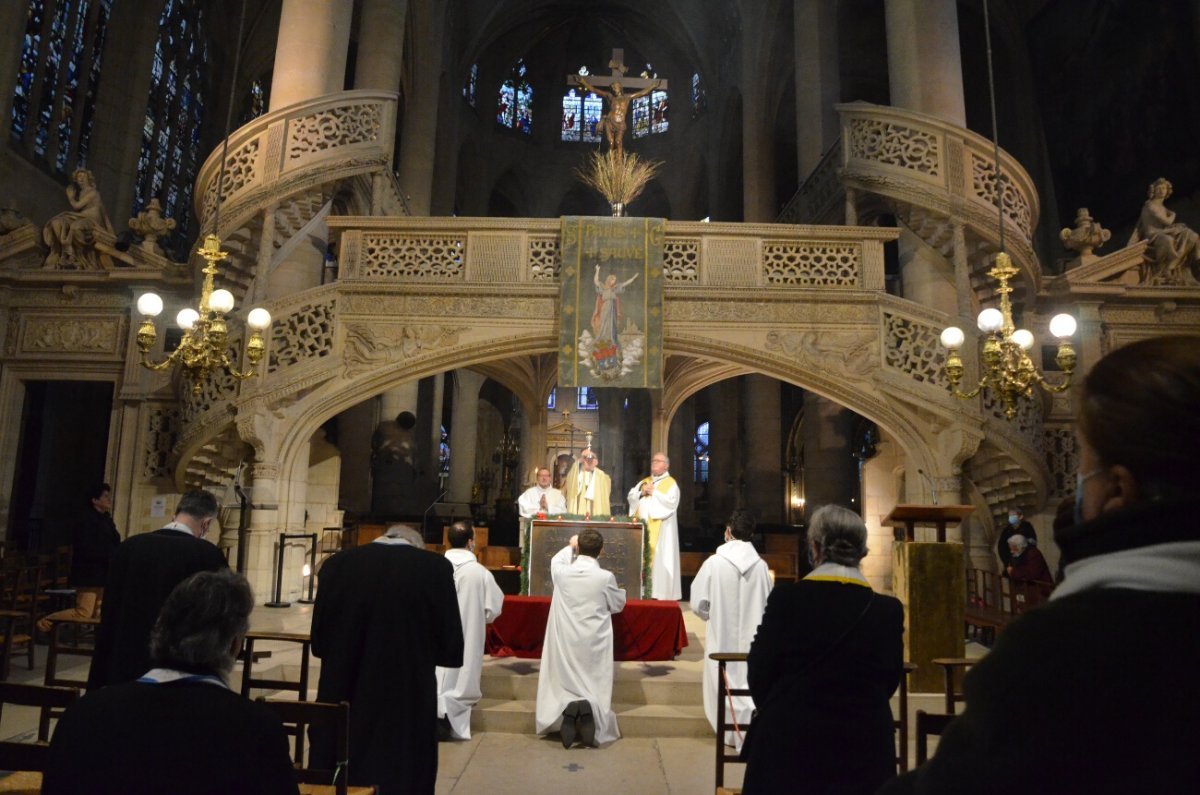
883,504 -> 975,692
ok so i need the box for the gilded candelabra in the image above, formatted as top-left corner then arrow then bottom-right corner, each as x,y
135,233 -> 271,393
939,252 -> 1077,420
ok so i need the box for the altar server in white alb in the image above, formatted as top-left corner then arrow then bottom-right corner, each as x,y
690,509 -> 772,749
628,452 -> 682,600
535,529 -> 626,748
518,467 -> 568,519
436,521 -> 505,740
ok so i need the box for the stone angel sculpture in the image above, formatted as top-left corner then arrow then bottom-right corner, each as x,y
1129,177 -> 1200,285
42,168 -> 114,270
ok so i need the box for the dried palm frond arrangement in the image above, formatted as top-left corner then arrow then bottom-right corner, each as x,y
575,151 -> 663,212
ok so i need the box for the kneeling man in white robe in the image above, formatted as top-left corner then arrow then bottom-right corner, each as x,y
436,521 -> 505,740
535,529 -> 627,748
690,509 -> 772,750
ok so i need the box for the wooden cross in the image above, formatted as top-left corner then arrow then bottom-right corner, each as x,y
566,49 -> 668,94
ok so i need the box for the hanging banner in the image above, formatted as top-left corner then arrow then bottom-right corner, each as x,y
558,216 -> 664,389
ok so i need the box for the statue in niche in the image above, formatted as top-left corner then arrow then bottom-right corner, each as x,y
370,410 -> 420,515
42,169 -> 114,270
1129,177 -> 1200,285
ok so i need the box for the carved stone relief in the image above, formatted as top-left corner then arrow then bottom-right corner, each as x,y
343,323 -> 460,378
21,316 -> 121,355
764,329 -> 879,378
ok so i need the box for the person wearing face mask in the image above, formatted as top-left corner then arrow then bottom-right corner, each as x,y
996,507 -> 1037,569
881,335 -> 1200,794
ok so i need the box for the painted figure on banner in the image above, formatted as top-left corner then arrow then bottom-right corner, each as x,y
581,263 -> 644,381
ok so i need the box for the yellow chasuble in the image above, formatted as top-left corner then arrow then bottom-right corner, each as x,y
637,475 -> 677,557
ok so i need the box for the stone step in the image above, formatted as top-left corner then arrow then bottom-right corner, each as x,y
471,698 -> 711,739
480,663 -> 702,706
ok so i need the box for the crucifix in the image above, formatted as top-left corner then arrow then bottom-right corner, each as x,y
569,48 -> 667,159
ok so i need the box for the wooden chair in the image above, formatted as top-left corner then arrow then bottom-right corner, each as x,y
759,552 -> 798,583
242,630 -> 313,760
255,698 -> 376,795
712,652 -> 750,795
41,616 -> 99,737
0,681 -> 81,788
914,709 -> 957,765
894,661 -> 918,772
930,658 -> 974,715
0,566 -> 41,675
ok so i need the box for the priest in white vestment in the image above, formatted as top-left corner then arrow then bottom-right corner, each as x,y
628,452 -> 682,600
436,521 -> 505,740
564,448 -> 612,516
535,529 -> 626,747
690,509 -> 772,749
518,467 -> 568,518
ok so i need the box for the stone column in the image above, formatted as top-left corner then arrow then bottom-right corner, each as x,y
708,380 -> 742,516
427,372 -> 445,486
337,398 -> 378,514
269,0 -> 353,111
598,389 -> 627,509
794,0 -> 841,178
885,0 -> 966,315
354,0 -> 407,92
884,0 -> 967,127
395,0 -> 445,215
743,376 -> 783,523
448,369 -> 484,503
242,462 -> 282,598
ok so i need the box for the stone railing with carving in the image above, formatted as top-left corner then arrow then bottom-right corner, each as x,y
879,302 -> 953,391
777,139 -> 845,225
330,218 -> 897,291
837,102 -> 1041,286
179,334 -> 243,442
193,90 -> 398,236
266,286 -> 337,375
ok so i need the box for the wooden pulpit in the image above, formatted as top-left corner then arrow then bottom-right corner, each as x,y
884,504 -> 975,692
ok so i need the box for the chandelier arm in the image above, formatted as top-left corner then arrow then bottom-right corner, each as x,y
140,348 -> 182,372
950,380 -> 987,400
1030,370 -> 1073,394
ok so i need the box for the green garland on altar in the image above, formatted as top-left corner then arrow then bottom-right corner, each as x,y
519,515 -> 651,598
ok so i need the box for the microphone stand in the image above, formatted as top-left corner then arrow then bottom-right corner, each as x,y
917,469 -> 939,506
422,490 -> 448,543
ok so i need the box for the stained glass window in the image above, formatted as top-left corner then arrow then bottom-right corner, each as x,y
694,421 -> 710,483
649,89 -> 668,134
241,77 -> 266,123
10,0 -> 113,173
577,387 -> 598,411
546,388 -> 557,410
631,95 -> 650,138
582,91 -> 603,143
440,425 -> 451,474
463,63 -> 477,107
133,0 -> 208,255
561,89 -> 581,141
691,72 -> 706,117
497,59 -> 532,134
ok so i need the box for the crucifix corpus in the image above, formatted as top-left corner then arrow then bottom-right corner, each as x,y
568,49 -> 667,215
569,48 -> 667,160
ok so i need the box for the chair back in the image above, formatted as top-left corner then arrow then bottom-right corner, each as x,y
257,697 -> 352,795
711,652 -> 750,793
0,682 -> 80,772
894,661 -> 917,772
914,709 -> 957,765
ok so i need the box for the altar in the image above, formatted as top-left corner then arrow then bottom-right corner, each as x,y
525,518 -> 646,598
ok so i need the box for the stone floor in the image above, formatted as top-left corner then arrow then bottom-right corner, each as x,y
0,599 -> 984,794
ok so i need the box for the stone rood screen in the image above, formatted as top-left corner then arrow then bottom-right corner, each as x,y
527,520 -> 645,598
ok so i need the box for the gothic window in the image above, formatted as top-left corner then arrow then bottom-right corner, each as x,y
576,387 -> 598,411
440,425 -> 451,475
241,76 -> 266,123
694,421 -> 710,483
582,90 -> 603,143
649,88 -> 668,134
691,72 -> 706,117
497,59 -> 532,134
133,0 -> 208,254
631,95 -> 650,138
546,388 -> 556,410
561,88 -> 581,141
463,62 -> 477,107
9,0 -> 114,173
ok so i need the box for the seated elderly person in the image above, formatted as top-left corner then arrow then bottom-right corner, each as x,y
43,570 -> 298,795
743,505 -> 904,794
1006,534 -> 1053,585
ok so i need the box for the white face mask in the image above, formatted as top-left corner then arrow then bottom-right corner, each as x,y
1007,514 -> 1019,526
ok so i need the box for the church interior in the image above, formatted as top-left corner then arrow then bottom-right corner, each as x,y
1,0 -> 1199,790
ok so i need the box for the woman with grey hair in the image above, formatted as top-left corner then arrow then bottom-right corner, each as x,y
44,570 -> 298,794
742,505 -> 904,794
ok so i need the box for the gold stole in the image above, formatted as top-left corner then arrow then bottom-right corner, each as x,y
639,475 -> 676,558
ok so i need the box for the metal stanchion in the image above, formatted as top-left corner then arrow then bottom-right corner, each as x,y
265,531 -> 318,608
298,532 -> 318,604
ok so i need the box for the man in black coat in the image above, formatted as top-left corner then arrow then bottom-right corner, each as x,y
86,489 -> 227,690
310,524 -> 464,795
38,482 -> 120,631
45,569 -> 298,795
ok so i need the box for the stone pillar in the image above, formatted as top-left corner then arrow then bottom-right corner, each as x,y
598,389 -> 627,510
708,380 -> 741,516
448,369 -> 484,503
884,0 -> 967,127
395,0 -> 445,214
801,393 -> 859,511
743,376 -> 783,523
337,398 -> 378,514
794,0 -> 841,178
898,226 -> 958,314
242,462 -> 282,598
427,373 -> 445,487
372,383 -> 421,514
269,0 -> 353,111
354,0 -> 407,92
